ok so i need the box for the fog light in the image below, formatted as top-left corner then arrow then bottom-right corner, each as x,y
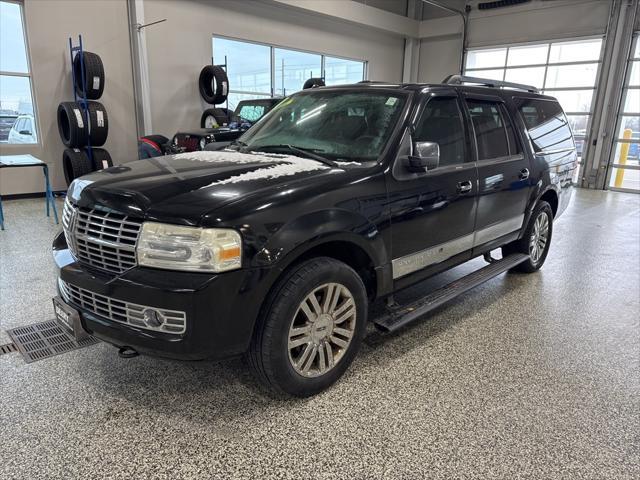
142,308 -> 164,328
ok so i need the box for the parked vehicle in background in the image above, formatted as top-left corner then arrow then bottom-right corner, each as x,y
53,76 -> 576,397
172,98 -> 281,153
7,114 -> 37,144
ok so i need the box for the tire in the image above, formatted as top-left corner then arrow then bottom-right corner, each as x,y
303,77 -> 325,89
88,148 -> 113,171
86,101 -> 108,146
57,102 -> 89,147
198,65 -> 229,104
200,108 -> 231,128
503,201 -> 553,273
73,51 -> 105,100
246,257 -> 368,397
62,148 -> 93,185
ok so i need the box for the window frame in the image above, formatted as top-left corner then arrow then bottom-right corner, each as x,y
0,0 -> 40,147
212,34 -> 368,106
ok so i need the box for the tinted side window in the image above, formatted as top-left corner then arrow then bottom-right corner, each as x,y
466,99 -> 510,160
518,99 -> 574,152
414,97 -> 465,167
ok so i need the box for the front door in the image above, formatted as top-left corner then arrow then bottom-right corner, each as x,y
462,94 -> 531,250
387,91 -> 478,288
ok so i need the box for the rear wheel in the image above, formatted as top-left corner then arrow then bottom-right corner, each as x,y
246,257 -> 367,397
503,201 -> 553,273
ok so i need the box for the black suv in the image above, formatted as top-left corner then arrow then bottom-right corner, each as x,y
53,76 -> 576,397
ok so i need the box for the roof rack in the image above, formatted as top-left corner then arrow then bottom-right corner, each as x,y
442,74 -> 539,93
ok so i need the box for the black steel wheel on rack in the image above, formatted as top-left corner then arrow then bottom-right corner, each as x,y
199,65 -> 229,104
62,148 -> 93,185
86,101 -> 109,146
201,107 -> 233,128
57,101 -> 89,147
88,147 -> 113,171
73,51 -> 105,100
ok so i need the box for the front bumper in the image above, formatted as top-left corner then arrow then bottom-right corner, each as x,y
52,231 -> 273,360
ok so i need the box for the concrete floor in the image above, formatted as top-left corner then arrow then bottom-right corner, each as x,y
0,189 -> 638,479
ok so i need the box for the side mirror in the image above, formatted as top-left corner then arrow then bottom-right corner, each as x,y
19,130 -> 32,136
406,141 -> 439,173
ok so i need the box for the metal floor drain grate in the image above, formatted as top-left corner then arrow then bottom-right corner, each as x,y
0,343 -> 18,355
7,320 -> 99,363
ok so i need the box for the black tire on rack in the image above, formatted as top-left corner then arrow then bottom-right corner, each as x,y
73,51 -> 105,100
198,65 -> 229,104
57,102 -> 89,147
201,107 -> 232,128
303,77 -> 325,89
88,147 -> 113,171
86,101 -> 109,146
62,148 -> 93,185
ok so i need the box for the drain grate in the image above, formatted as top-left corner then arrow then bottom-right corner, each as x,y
7,320 -> 99,363
0,343 -> 18,355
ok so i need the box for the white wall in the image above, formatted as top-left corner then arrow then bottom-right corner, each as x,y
418,0 -> 613,83
418,35 -> 461,84
142,0 -> 406,136
0,0 -> 138,195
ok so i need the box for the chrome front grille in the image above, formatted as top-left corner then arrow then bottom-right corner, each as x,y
63,198 -> 143,274
58,279 -> 186,334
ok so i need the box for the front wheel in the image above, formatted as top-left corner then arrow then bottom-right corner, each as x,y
246,257 -> 368,397
503,201 -> 553,273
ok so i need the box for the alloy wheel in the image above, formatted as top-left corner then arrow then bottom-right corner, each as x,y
287,283 -> 357,378
529,211 -> 549,264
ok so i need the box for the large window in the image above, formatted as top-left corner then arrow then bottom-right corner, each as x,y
0,0 -> 37,144
465,38 -> 603,181
212,36 -> 366,110
607,35 -> 640,193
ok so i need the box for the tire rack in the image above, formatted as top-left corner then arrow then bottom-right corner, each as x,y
68,35 -> 94,168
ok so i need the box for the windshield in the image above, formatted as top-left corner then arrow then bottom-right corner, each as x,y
239,90 -> 406,162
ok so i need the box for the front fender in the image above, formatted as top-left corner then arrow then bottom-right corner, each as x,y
251,208 -> 388,270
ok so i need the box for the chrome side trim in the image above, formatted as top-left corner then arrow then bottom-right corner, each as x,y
473,214 -> 524,247
392,234 -> 474,279
392,214 -> 525,279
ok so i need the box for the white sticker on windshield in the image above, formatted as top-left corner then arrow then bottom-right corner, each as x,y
385,97 -> 398,106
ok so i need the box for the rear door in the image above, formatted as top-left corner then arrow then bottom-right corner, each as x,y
463,94 -> 531,249
387,90 -> 478,287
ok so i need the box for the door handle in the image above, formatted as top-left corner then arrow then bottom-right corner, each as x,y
519,168 -> 530,180
457,180 -> 473,194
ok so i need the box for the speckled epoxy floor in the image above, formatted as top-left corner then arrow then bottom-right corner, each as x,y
0,189 -> 638,479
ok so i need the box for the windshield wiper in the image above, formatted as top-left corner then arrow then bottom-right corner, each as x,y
250,144 -> 336,167
230,139 -> 249,151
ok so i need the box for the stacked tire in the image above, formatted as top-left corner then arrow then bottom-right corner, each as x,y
199,65 -> 230,128
57,51 -> 113,185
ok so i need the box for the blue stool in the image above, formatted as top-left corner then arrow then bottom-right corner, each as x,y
0,154 -> 59,230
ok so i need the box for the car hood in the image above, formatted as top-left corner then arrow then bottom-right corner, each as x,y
69,150 -> 355,225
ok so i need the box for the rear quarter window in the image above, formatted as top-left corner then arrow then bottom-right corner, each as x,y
518,99 -> 575,153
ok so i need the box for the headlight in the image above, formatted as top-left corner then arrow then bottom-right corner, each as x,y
137,222 -> 242,272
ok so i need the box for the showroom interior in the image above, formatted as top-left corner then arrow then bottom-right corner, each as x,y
0,0 -> 638,478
